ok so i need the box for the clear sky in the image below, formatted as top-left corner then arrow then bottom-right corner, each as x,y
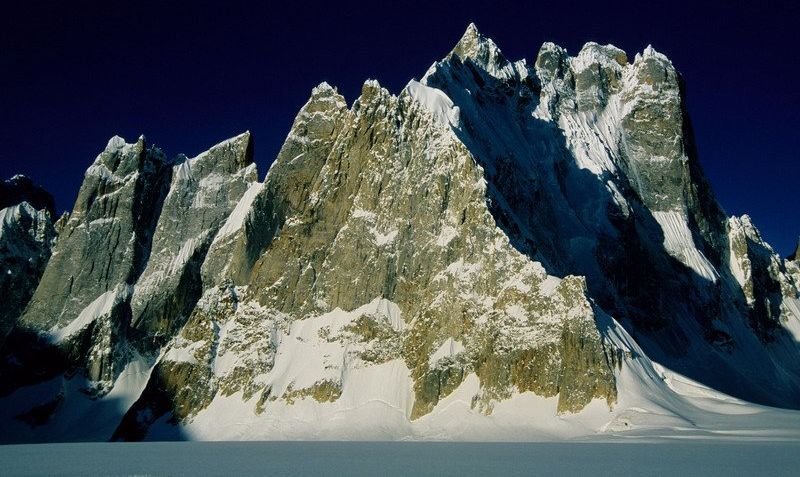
1,0 -> 798,254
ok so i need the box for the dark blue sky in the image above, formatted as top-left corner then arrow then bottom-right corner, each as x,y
1,0 -> 798,254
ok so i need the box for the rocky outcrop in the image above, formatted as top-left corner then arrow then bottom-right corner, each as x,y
727,216 -> 799,342
10,136 -> 170,394
19,137 -> 170,332
112,76 -> 618,436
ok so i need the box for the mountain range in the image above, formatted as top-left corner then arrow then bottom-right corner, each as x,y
2,24 -> 800,442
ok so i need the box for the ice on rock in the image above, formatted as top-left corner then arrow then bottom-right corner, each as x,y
428,338 -> 466,367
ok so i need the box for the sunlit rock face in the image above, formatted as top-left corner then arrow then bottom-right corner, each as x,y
1,24 -> 799,443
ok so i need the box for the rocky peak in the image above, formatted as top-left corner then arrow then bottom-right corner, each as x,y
89,135 -> 149,177
570,42 -> 628,111
355,79 -> 392,107
447,23 -> 512,78
175,131 -> 254,178
208,131 -> 253,171
0,200 -> 56,345
534,42 -> 569,83
626,44 -> 679,95
309,81 -> 340,99
299,83 -> 346,120
19,135 -> 171,333
129,132 -> 257,351
0,175 -> 56,218
573,42 -> 628,71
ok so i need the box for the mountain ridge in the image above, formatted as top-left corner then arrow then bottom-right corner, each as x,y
1,24 -> 799,443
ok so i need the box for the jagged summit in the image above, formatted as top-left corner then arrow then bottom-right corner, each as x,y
311,81 -> 338,96
572,42 -> 628,71
1,24 -> 799,444
446,23 -> 512,78
0,175 -> 56,217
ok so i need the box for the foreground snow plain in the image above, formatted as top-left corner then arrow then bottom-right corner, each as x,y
1,441 -> 798,476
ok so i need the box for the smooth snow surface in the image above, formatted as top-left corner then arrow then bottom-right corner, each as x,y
404,80 -> 460,129
1,441 -> 799,477
0,354 -> 154,444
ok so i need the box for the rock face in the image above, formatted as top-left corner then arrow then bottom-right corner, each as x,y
422,27 -> 800,404
128,132 -> 256,351
0,177 -> 56,344
4,134 -> 255,400
1,24 -> 800,443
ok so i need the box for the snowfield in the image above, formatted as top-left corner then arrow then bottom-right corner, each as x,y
1,441 -> 798,476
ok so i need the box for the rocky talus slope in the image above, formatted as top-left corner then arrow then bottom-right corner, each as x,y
1,24 -> 799,442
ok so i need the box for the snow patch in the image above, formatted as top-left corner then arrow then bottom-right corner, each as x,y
404,80 -> 460,129
266,297 -> 404,396
351,208 -> 376,221
167,235 -> 205,275
47,284 -> 133,343
213,182 -> 264,243
429,338 -> 465,367
373,229 -> 398,246
435,225 -> 458,247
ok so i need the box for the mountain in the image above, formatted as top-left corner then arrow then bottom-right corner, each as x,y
0,175 -> 56,218
1,24 -> 800,443
0,176 -> 56,346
